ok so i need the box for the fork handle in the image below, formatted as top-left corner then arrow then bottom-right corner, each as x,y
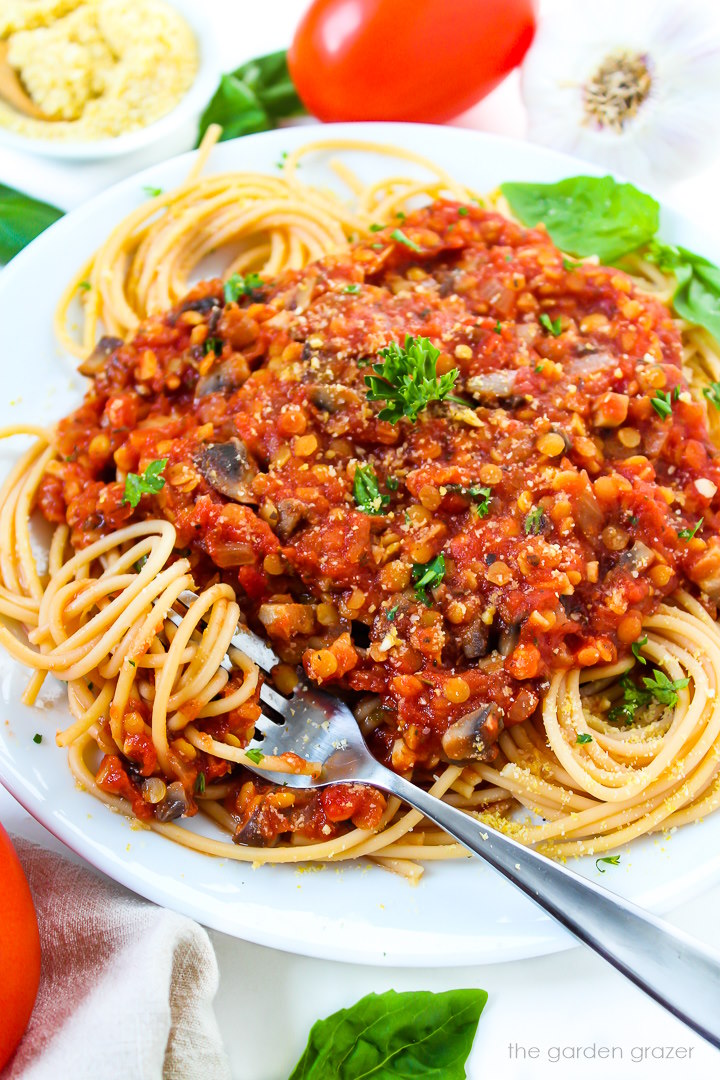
373,768 -> 720,1049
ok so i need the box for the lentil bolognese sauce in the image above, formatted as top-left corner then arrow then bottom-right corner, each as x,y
4,142 -> 720,878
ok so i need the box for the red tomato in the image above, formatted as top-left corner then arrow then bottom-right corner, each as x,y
288,0 -> 537,124
0,824 -> 41,1070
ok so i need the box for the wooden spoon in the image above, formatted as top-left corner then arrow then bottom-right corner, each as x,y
0,40 -> 50,120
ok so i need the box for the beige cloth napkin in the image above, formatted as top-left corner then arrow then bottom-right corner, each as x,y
3,837 -> 231,1080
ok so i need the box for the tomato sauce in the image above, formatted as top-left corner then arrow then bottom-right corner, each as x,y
45,202 -> 720,841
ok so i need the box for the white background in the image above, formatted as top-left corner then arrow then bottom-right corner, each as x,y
3,2 -> 720,1077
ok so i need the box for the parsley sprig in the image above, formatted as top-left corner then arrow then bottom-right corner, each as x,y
365,335 -> 464,423
608,669 -> 689,724
678,518 -> 703,541
224,272 -> 265,303
412,554 -> 446,606
122,458 -> 168,508
445,483 -> 492,516
353,463 -> 390,515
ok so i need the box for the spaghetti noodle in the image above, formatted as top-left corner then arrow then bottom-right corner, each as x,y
4,138 -> 720,881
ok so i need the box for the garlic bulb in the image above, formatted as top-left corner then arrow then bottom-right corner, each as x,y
521,0 -> 720,187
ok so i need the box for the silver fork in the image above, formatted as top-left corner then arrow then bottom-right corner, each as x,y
171,589 -> 720,1048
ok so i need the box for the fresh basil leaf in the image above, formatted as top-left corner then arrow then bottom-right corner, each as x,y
0,183 -> 63,263
671,250 -> 720,342
288,988 -> 487,1080
197,50 -> 305,147
501,175 -> 659,262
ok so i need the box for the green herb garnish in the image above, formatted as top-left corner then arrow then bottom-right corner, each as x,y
608,673 -> 651,725
369,223 -> 384,232
412,553 -> 446,606
648,241 -> 720,343
224,272 -> 264,303
631,635 -> 648,665
576,733 -> 593,744
445,483 -> 492,516
203,336 -> 223,356
32,733 -> 42,744
539,313 -> 562,337
651,389 -> 673,420
458,206 -> 469,217
524,506 -> 544,535
134,554 -> 149,573
246,747 -> 265,764
0,182 -> 63,263
353,463 -> 390,515
391,228 -> 422,252
364,335 -> 463,423
78,280 -> 92,291
703,381 -> 720,409
343,283 -> 361,294
642,669 -> 689,707
122,458 -> 168,508
596,855 -> 621,873
195,772 -> 206,795
143,185 -> 163,198
386,603 -> 400,622
678,518 -> 703,541
385,475 -> 399,491
501,175 -> 659,262
494,321 -> 502,334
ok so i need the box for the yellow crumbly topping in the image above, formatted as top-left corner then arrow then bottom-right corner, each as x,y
0,0 -> 197,141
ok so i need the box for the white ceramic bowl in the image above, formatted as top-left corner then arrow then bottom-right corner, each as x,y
0,0 -> 220,160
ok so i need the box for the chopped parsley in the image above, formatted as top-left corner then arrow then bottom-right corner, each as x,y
608,673 -> 651,725
203,336 -> 223,356
678,518 -> 703,541
246,747 -> 265,764
385,475 -> 400,491
494,321 -> 502,334
642,669 -> 689,707
535,364 -> 544,373
343,283 -> 361,294
445,483 -> 492,517
703,381 -> 720,409
369,223 -> 384,232
386,603 -> 400,621
32,733 -> 42,744
576,733 -> 593,744
412,553 -> 446,606
524,506 -> 544,535
134,554 -> 149,572
195,772 -> 206,795
651,389 -> 674,420
128,659 -> 136,668
371,242 -> 384,250
395,211 -> 406,221
562,258 -> 582,271
539,312 -> 562,337
142,185 -> 163,198
596,855 -> 620,872
78,280 -> 92,291
390,228 -> 422,252
628,514 -> 639,526
224,272 -> 264,304
353,463 -> 390,515
457,206 -> 469,216
609,668 -> 689,723
364,335 -> 463,423
122,458 -> 168,508
631,635 -> 648,665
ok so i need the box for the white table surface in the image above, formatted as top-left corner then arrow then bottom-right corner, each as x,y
3,2 -> 720,1077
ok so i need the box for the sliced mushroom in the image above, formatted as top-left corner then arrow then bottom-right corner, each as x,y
180,295 -> 221,314
155,780 -> 190,822
466,370 -> 522,406
233,805 -> 275,847
78,336 -> 124,377
441,704 -> 502,762
459,617 -> 490,660
195,438 -> 258,504
309,384 -> 362,414
618,540 -> 655,573
275,498 -> 310,540
195,357 -> 248,398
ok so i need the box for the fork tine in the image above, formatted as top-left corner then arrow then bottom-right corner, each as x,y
176,589 -> 280,675
259,682 -> 292,717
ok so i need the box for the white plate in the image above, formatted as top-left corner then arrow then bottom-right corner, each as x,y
0,0 -> 220,160
2,123 -> 720,967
